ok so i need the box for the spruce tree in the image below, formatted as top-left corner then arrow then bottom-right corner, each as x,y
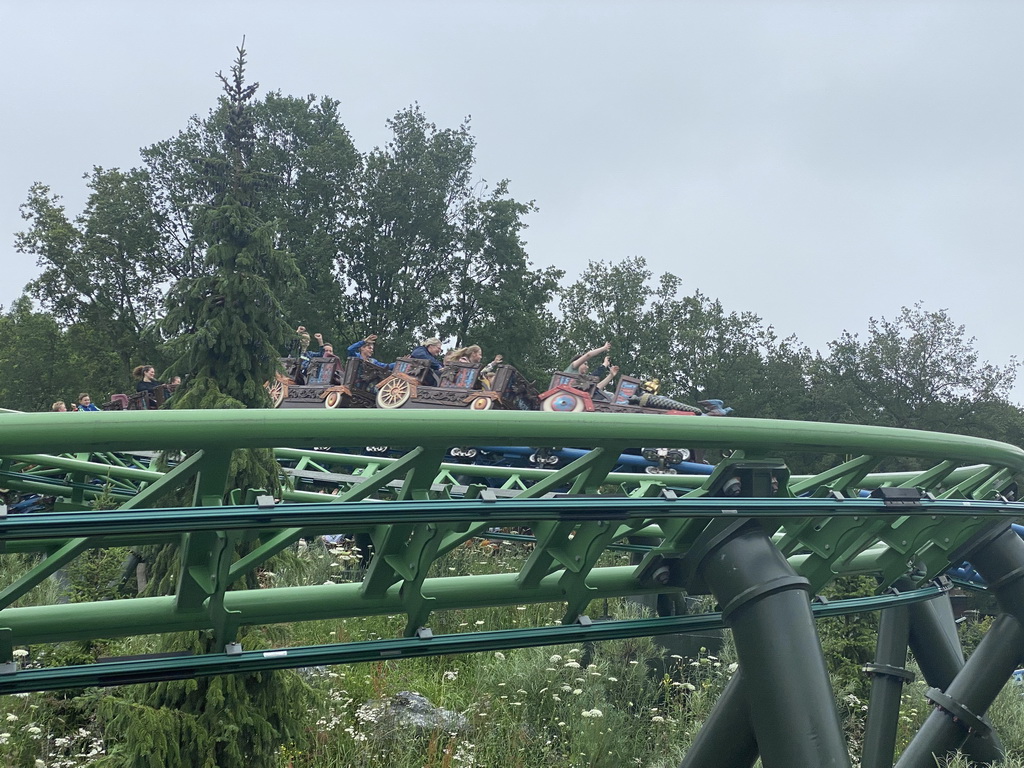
162,43 -> 301,410
97,45 -> 310,768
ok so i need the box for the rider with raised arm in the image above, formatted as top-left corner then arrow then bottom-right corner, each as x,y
565,341 -> 611,376
347,334 -> 395,370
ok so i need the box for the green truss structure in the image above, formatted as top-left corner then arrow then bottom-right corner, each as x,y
2,409 -> 1024,767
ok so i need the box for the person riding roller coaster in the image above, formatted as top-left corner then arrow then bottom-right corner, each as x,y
347,335 -> 395,371
409,337 -> 444,385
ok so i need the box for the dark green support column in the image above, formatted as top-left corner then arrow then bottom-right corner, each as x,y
684,519 -> 850,768
897,523 -> 1024,767
895,613 -> 1024,768
905,582 -> 1005,764
677,672 -> 758,768
861,595 -> 913,768
960,523 -> 1024,626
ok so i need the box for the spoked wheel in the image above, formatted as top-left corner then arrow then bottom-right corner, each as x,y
324,391 -> 346,409
469,396 -> 494,411
266,379 -> 287,408
377,378 -> 412,409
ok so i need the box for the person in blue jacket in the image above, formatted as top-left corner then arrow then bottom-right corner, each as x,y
347,334 -> 395,370
409,337 -> 444,384
76,392 -> 100,411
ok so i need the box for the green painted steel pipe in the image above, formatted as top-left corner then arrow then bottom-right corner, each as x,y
0,585 -> 950,695
0,565 -> 954,648
0,566 -> 662,644
960,524 -> 1024,627
2,497 -> 1017,543
896,525 -> 1024,766
277,445 -> 1008,490
2,411 -> 1023,469
7,454 -> 161,482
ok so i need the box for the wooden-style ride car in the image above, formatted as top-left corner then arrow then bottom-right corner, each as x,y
267,356 -> 392,409
374,358 -> 541,411
101,384 -> 178,411
538,372 -> 702,415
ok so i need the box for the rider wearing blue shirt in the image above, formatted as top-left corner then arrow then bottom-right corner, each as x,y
409,337 -> 443,385
76,393 -> 100,411
347,335 -> 395,370
409,337 -> 443,371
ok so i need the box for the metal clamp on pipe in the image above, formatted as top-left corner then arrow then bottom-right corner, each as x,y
863,662 -> 915,682
925,687 -> 992,737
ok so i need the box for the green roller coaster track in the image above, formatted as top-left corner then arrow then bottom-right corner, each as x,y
2,408 -> 1024,767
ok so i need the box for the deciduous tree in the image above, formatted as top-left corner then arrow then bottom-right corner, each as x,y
340,105 -> 475,355
812,303 -> 1019,435
15,168 -> 167,370
439,180 -> 563,376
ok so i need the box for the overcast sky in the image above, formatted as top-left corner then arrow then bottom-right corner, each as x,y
3,2 -> 1023,399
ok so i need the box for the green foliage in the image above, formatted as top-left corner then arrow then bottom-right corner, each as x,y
815,575 -> 879,701
160,48 -> 301,408
249,92 -> 361,336
341,105 -> 474,353
93,633 -> 313,768
15,168 -> 167,371
0,297 -> 65,410
437,179 -> 564,378
142,90 -> 361,340
812,302 -> 1020,435
558,257 -> 813,419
